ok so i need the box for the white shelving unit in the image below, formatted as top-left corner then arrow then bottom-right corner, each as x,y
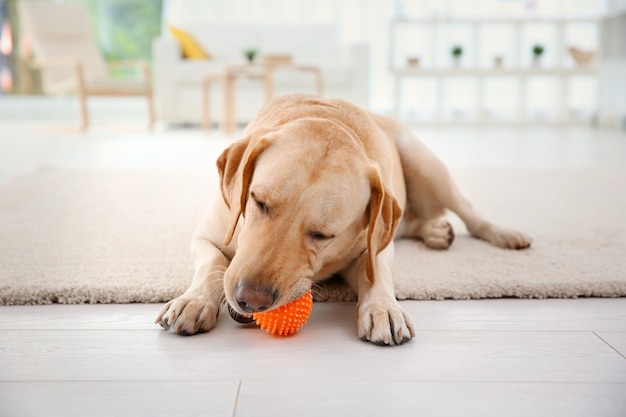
389,17 -> 599,124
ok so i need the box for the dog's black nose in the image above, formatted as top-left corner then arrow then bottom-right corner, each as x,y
235,284 -> 276,313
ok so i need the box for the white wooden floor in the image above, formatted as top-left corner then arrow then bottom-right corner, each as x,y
1,97 -> 625,416
1,300 -> 625,416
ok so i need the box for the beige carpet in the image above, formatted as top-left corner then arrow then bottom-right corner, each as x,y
1,167 -> 625,305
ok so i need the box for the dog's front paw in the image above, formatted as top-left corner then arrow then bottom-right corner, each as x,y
357,302 -> 415,346
155,295 -> 219,336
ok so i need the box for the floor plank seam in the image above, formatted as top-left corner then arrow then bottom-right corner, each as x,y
592,331 -> 626,360
232,381 -> 242,417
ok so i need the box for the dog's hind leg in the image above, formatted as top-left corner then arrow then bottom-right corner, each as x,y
392,127 -> 456,249
443,183 -> 532,249
394,126 -> 531,250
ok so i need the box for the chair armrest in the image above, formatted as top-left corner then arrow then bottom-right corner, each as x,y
30,57 -> 80,69
30,57 -> 87,95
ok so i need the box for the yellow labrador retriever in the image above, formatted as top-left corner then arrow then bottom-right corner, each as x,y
156,94 -> 531,345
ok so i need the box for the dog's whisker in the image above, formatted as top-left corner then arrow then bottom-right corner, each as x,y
204,275 -> 224,282
307,283 -> 324,301
310,289 -> 323,301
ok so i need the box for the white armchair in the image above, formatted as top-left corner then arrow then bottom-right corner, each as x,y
18,1 -> 154,130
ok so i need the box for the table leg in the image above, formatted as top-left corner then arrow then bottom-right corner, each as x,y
313,68 -> 323,97
222,74 -> 235,134
264,67 -> 275,103
202,76 -> 211,131
220,73 -> 228,134
295,65 -> 323,98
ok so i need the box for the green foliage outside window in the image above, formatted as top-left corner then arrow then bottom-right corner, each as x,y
68,0 -> 163,77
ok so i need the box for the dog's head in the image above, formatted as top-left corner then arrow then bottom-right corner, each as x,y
217,118 -> 401,315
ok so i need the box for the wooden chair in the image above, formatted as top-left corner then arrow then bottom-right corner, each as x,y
17,1 -> 154,131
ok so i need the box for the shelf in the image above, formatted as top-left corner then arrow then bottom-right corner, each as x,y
389,16 -> 600,124
391,67 -> 597,77
393,17 -> 600,25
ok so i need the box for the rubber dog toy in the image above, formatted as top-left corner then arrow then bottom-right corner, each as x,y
253,290 -> 313,336
228,290 -> 313,336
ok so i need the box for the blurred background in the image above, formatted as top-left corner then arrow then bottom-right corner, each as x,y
0,0 -> 624,128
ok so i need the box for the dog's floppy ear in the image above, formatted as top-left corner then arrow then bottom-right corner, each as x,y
365,167 -> 402,284
217,136 -> 272,246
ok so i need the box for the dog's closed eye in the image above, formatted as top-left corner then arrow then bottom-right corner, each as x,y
309,231 -> 334,240
250,192 -> 269,214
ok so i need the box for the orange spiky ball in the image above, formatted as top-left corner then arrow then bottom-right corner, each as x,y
253,290 -> 313,336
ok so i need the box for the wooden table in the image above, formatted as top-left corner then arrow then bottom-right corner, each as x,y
202,63 -> 323,134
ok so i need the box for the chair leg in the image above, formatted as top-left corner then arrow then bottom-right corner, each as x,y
264,67 -> 274,103
142,63 -> 156,130
147,92 -> 156,130
221,72 -> 236,135
315,68 -> 323,97
73,63 -> 89,131
77,91 -> 88,131
202,76 -> 211,131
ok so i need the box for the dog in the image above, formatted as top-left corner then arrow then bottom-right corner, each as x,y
156,94 -> 531,345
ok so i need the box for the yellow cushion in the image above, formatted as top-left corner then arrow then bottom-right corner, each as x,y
167,25 -> 209,59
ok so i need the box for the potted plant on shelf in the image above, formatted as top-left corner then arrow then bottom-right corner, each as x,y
243,48 -> 258,63
532,44 -> 544,66
451,45 -> 463,66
